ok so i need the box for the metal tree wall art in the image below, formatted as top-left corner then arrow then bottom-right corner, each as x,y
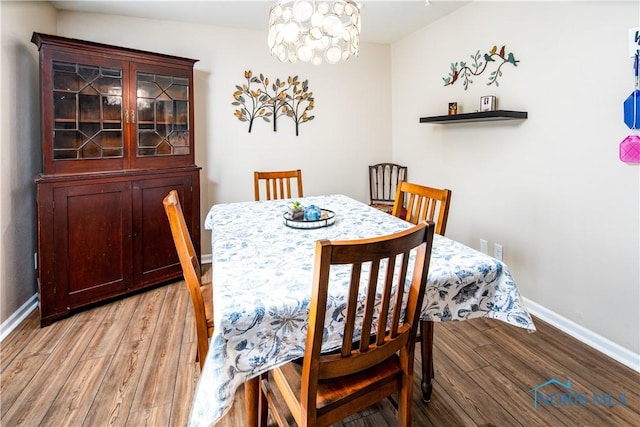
232,70 -> 315,136
286,77 -> 315,136
232,71 -> 271,133
442,45 -> 519,90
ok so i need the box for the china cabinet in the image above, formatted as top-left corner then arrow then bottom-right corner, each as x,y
32,33 -> 200,326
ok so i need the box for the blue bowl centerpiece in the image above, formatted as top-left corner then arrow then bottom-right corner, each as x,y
304,204 -> 321,221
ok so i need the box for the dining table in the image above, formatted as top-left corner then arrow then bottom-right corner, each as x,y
188,194 -> 535,427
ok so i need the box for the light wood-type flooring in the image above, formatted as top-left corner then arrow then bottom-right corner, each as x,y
2,272 -> 639,426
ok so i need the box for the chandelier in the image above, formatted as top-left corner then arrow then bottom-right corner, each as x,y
268,0 -> 361,65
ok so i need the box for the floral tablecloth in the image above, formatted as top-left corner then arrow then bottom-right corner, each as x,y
189,194 -> 535,426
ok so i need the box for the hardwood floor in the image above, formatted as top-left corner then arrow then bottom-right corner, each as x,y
2,275 -> 639,426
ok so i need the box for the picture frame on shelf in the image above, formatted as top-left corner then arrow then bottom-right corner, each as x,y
480,95 -> 496,112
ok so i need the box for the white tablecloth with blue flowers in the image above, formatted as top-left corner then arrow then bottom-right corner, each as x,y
189,194 -> 535,426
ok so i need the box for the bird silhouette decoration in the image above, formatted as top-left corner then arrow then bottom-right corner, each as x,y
443,45 -> 519,90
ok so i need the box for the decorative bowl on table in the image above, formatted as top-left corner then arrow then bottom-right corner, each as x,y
283,204 -> 336,229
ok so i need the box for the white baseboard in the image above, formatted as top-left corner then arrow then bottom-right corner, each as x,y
524,297 -> 640,373
201,253 -> 212,265
0,293 -> 39,343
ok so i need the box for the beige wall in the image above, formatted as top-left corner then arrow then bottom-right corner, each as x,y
391,1 -> 640,355
0,1 -> 56,325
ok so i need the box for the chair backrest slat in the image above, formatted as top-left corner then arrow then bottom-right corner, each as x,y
341,266 -> 361,357
389,250 -> 409,338
359,259 -> 379,353
375,254 -> 396,346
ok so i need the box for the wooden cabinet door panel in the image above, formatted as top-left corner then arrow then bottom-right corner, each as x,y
53,182 -> 133,306
129,62 -> 195,171
132,174 -> 193,287
40,49 -> 129,175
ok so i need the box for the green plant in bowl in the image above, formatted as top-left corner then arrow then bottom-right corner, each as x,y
290,201 -> 304,220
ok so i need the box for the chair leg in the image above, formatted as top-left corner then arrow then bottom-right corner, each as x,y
245,377 -> 261,427
398,351 -> 414,427
258,373 -> 269,427
420,320 -> 435,402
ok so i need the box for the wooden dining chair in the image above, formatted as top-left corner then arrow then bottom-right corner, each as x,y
391,180 -> 452,402
163,190 -> 214,370
254,169 -> 303,201
369,163 -> 407,214
259,221 -> 435,427
392,181 -> 451,235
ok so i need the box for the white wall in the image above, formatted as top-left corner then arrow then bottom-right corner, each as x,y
0,2 -> 56,324
392,1 -> 639,355
56,11 -> 392,258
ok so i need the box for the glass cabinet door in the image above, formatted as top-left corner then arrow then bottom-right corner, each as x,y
52,61 -> 124,160
136,71 -> 191,157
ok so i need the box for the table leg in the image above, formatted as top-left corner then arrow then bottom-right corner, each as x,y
244,377 -> 259,427
420,320 -> 435,402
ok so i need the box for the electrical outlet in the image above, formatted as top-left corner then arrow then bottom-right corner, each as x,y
494,243 -> 503,261
480,239 -> 488,254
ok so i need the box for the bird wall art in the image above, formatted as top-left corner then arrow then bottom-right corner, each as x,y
442,45 -> 519,90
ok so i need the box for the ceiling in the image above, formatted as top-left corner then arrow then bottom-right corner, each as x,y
50,1 -> 471,45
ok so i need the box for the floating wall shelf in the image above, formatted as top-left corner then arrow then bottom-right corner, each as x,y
419,110 -> 528,124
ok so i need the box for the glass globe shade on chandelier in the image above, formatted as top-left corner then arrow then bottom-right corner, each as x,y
268,0 -> 361,65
